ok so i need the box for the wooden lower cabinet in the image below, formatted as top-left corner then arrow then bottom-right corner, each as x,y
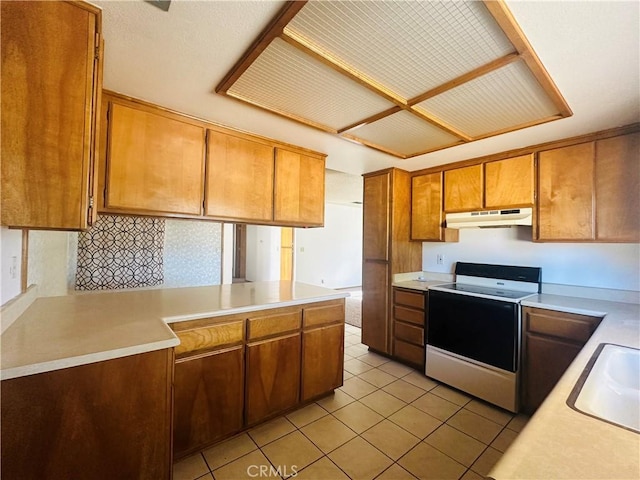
302,323 -> 344,402
392,288 -> 426,368
171,299 -> 344,455
173,346 -> 244,458
1,350 -> 173,480
362,260 -> 390,353
246,333 -> 301,425
521,307 -> 602,413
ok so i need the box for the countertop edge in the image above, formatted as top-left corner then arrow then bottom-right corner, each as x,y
1,337 -> 181,381
163,292 -> 349,323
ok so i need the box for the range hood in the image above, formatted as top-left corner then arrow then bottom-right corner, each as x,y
446,208 -> 533,229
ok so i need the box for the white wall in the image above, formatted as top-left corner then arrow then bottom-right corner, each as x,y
29,230 -> 72,297
245,225 -> 282,282
295,203 -> 363,289
422,227 -> 640,291
1,227 -> 23,305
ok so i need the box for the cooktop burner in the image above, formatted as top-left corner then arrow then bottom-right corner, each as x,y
430,282 -> 537,301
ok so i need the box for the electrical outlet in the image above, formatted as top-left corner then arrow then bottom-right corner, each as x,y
436,253 -> 444,265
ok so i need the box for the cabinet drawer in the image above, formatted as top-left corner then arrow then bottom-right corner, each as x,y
394,289 -> 425,310
175,321 -> 244,357
247,311 -> 301,341
303,302 -> 344,329
525,307 -> 602,343
393,339 -> 424,366
394,306 -> 424,326
394,322 -> 423,346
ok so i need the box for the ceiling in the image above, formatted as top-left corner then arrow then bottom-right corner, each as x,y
94,0 -> 639,176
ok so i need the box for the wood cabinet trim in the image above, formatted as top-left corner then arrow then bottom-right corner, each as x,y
410,123 -> 640,178
247,311 -> 302,341
175,321 -> 244,358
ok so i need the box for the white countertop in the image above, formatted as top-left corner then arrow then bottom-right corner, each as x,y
491,294 -> 640,480
0,282 -> 348,381
392,279 -> 450,291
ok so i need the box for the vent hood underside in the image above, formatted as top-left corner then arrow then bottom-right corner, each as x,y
446,208 -> 533,228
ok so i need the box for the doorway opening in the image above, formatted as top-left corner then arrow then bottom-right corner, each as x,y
232,224 -> 246,283
280,227 -> 294,281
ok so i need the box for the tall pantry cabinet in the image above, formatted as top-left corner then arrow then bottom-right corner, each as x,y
362,169 -> 422,355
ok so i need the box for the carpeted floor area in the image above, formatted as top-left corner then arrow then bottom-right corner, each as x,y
345,290 -> 362,328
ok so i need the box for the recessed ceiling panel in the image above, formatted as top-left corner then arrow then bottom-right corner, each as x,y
285,1 -> 515,100
414,60 -> 559,138
227,38 -> 395,131
344,111 -> 461,157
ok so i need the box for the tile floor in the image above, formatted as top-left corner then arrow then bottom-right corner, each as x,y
174,324 -> 530,480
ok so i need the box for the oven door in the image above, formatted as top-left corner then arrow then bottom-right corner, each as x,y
427,289 -> 519,372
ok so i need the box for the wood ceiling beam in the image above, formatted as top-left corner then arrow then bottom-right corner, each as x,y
337,106 -> 402,134
408,53 -> 521,105
482,0 -> 573,118
408,110 -> 474,142
216,1 -> 308,93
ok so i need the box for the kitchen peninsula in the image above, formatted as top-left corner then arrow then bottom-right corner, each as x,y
1,281 -> 347,479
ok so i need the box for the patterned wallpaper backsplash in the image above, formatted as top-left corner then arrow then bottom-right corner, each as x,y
75,216 -> 165,290
72,215 -> 222,291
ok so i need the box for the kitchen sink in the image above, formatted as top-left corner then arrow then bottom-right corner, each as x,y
568,343 -> 639,433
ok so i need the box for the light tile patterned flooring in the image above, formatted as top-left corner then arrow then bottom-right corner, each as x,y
174,324 -> 529,480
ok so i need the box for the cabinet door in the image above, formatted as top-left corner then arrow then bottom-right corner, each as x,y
363,173 -> 390,260
522,333 -> 582,413
362,260 -> 389,354
444,165 -> 483,212
205,130 -> 274,222
246,333 -> 301,425
411,173 -> 445,240
274,148 -> 325,226
302,323 -> 344,401
595,132 -> 640,241
1,350 -> 172,479
105,102 -> 205,215
1,1 -> 101,229
174,346 -> 244,458
537,143 -> 595,240
484,154 -> 534,208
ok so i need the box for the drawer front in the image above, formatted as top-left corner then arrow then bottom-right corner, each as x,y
525,308 -> 602,343
394,306 -> 424,326
175,321 -> 244,357
247,311 -> 302,341
394,321 -> 424,346
303,302 -> 344,329
393,339 -> 424,366
394,289 -> 425,310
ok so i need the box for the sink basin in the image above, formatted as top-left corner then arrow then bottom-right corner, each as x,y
568,343 -> 639,433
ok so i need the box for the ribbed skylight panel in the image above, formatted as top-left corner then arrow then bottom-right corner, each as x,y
285,1 -> 515,100
414,60 -> 559,138
227,38 -> 395,131
346,111 -> 461,156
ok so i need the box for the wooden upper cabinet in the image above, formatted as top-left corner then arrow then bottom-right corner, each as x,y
411,172 -> 457,242
444,165 -> 483,212
537,143 -> 595,241
484,154 -> 535,209
273,148 -> 325,226
104,100 -> 205,216
363,173 -> 390,261
595,132 -> 640,242
1,1 -> 102,230
205,129 -> 274,222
